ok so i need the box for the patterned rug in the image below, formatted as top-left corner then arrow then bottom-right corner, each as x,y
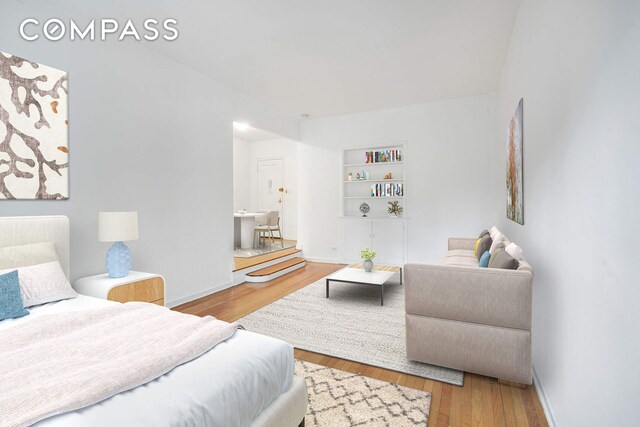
239,274 -> 463,385
296,361 -> 431,427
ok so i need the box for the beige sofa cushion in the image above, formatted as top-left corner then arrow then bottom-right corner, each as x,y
438,256 -> 478,267
438,249 -> 477,267
442,249 -> 475,258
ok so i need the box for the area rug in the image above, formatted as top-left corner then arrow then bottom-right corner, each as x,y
296,360 -> 431,427
234,240 -> 296,258
239,273 -> 464,385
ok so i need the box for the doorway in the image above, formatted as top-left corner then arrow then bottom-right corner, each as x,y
232,123 -> 298,265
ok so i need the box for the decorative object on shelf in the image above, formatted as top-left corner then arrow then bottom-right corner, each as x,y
348,172 -> 353,181
359,202 -> 370,217
0,51 -> 69,200
388,200 -> 403,217
355,172 -> 361,180
384,172 -> 393,179
360,248 -> 377,272
98,211 -> 139,278
364,171 -> 370,180
506,98 -> 524,225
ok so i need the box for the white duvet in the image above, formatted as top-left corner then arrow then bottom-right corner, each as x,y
0,296 -> 294,427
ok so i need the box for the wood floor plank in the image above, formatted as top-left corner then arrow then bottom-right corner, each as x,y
471,374 -> 484,427
512,386 -> 530,427
439,384 -> 453,419
412,376 -> 426,391
173,261 -> 548,427
369,366 -> 385,380
499,382 -> 518,427
461,374 -> 473,427
520,386 -> 545,427
491,380 -> 506,427
450,379 -> 464,426
480,375 -> 495,426
435,413 -> 450,427
397,373 -> 410,387
429,381 -> 444,420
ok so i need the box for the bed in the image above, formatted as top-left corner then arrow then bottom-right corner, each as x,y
0,216 -> 307,427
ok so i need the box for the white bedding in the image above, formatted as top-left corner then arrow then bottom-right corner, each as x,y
0,296 -> 294,427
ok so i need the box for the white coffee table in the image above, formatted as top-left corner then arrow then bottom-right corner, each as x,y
325,265 -> 402,306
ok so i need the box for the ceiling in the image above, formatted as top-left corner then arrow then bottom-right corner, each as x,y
43,0 -> 521,118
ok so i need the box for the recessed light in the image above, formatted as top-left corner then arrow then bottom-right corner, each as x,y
233,121 -> 250,131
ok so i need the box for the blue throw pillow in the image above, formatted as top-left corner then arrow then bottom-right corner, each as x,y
0,270 -> 29,321
478,251 -> 491,268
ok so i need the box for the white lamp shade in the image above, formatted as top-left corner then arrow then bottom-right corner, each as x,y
98,212 -> 139,242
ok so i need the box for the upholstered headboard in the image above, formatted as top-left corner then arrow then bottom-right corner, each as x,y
0,216 -> 70,278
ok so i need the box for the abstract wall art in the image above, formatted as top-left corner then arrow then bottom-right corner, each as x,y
506,98 -> 523,224
0,51 -> 68,199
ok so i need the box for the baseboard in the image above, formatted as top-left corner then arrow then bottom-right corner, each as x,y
166,280 -> 233,308
533,366 -> 558,427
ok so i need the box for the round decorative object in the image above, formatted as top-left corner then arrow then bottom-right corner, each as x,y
359,203 -> 370,217
363,259 -> 373,272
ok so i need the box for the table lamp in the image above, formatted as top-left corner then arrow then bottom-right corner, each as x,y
98,211 -> 139,278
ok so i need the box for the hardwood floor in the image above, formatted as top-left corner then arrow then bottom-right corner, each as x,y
173,261 -> 548,427
233,242 -> 299,271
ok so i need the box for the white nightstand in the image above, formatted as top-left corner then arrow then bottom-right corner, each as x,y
74,271 -> 165,306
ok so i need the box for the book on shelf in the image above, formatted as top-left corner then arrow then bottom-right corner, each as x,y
370,182 -> 403,197
364,148 -> 402,164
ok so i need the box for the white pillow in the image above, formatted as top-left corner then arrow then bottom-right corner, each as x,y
505,242 -> 524,260
489,232 -> 510,254
0,242 -> 59,270
489,226 -> 501,239
0,261 -> 77,307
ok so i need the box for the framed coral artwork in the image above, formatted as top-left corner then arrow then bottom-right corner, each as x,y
506,98 -> 523,224
0,51 -> 68,199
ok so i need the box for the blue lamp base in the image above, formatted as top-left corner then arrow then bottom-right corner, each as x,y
106,241 -> 132,278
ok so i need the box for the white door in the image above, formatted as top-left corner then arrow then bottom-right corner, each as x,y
257,158 -> 284,221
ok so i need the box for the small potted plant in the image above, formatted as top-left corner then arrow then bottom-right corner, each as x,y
360,248 -> 376,272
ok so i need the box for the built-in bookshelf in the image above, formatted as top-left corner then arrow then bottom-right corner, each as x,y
342,144 -> 406,218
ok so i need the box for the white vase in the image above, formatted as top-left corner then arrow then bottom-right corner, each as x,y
363,259 -> 373,272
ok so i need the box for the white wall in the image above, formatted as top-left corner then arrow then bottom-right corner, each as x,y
495,1 -> 640,425
233,137 -> 298,239
0,1 -> 300,306
299,94 -> 498,262
233,138 -> 252,212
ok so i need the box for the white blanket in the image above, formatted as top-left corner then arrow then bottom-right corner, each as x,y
0,302 -> 239,427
